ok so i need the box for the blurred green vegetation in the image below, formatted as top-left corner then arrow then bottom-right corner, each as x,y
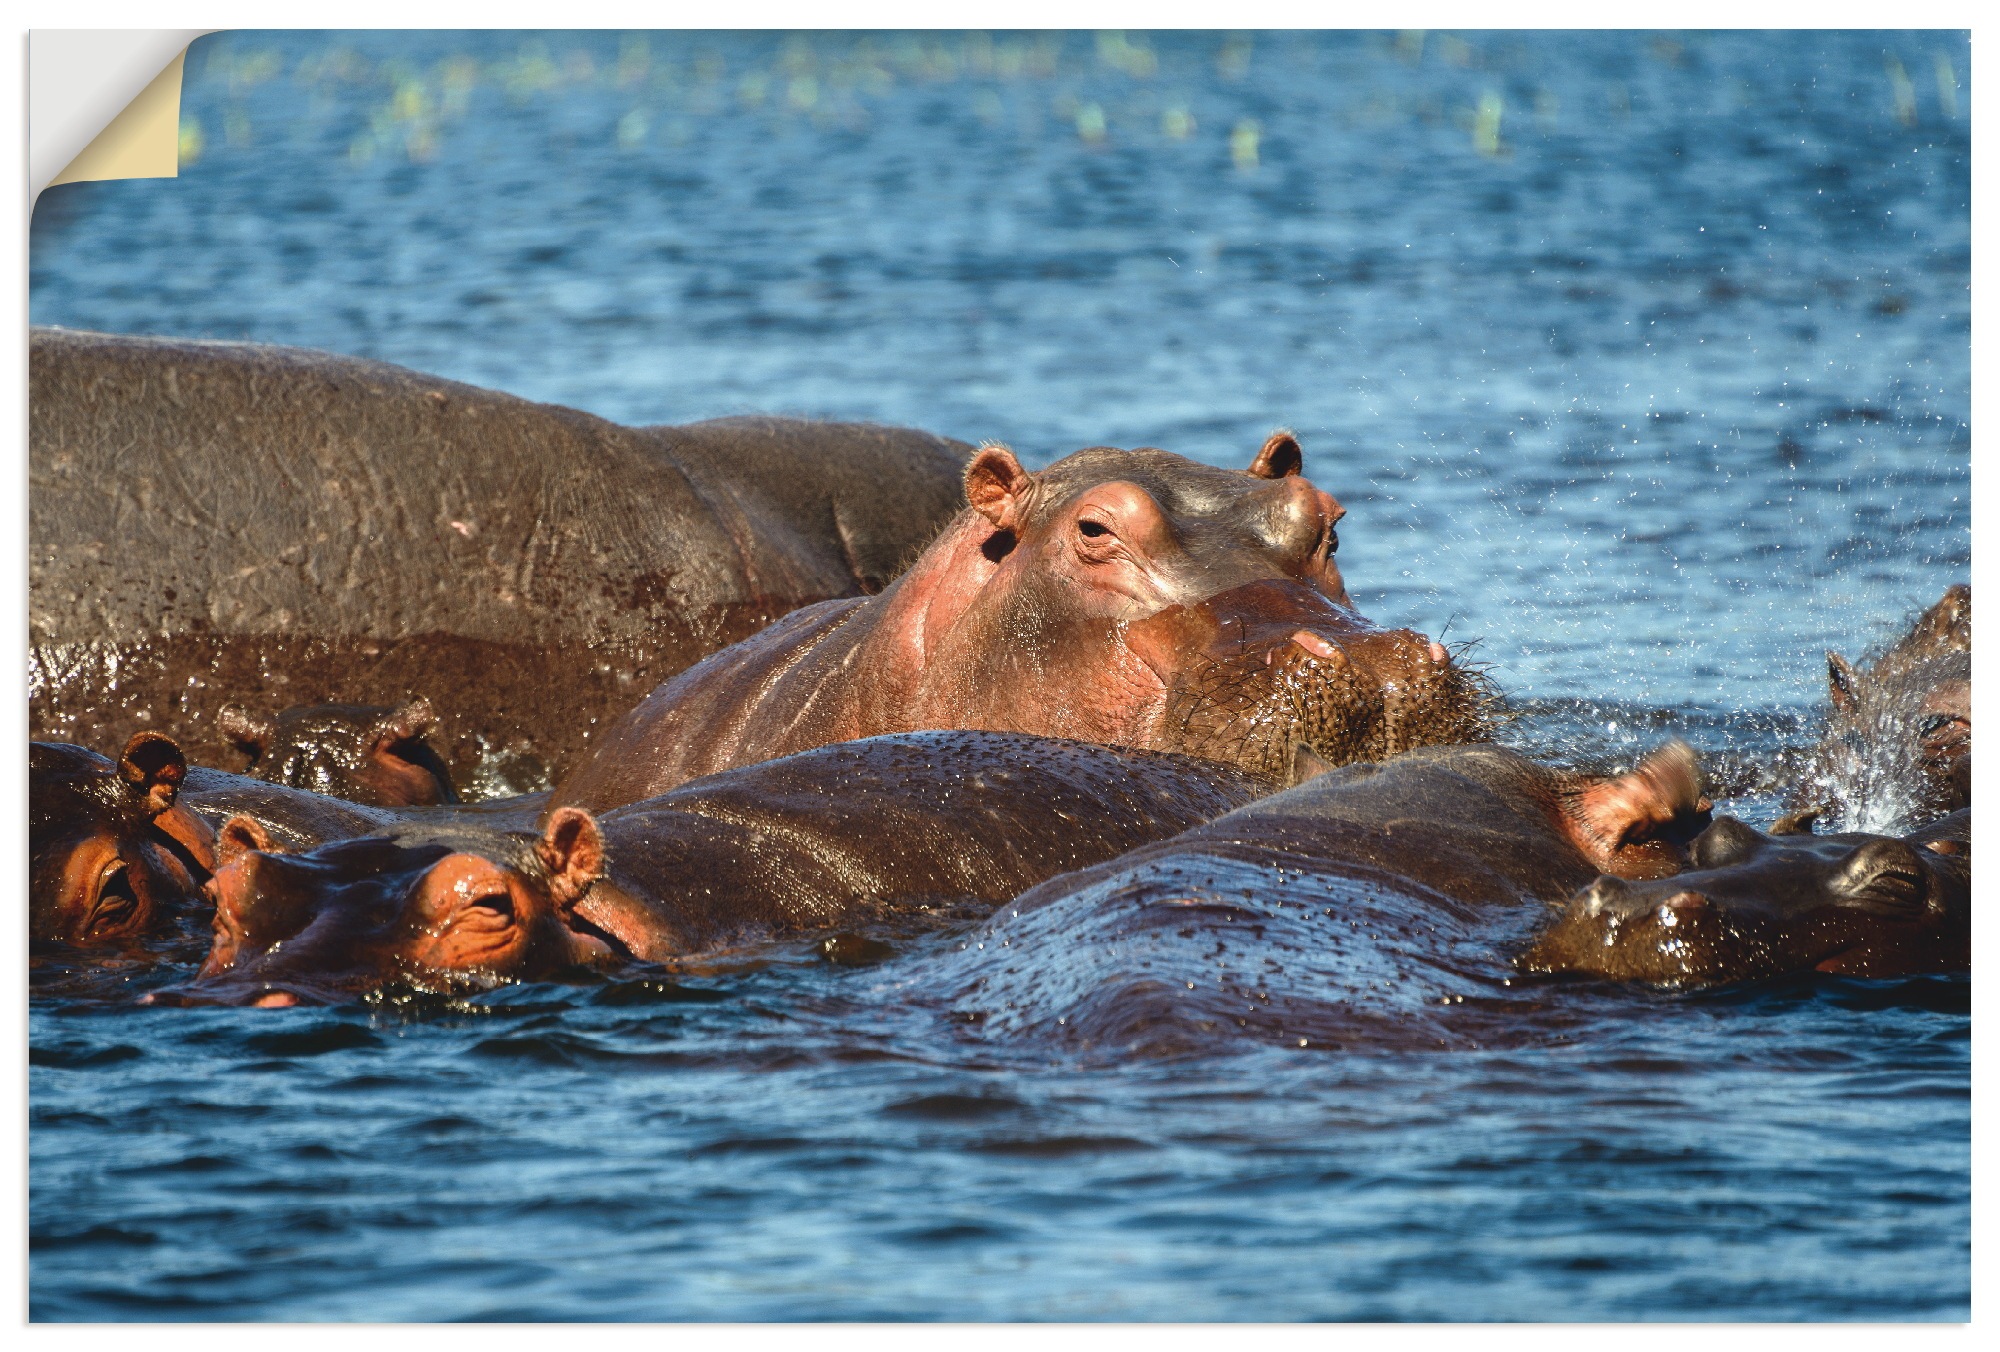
188,29 -> 1969,173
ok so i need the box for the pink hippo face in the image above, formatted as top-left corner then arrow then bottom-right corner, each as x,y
909,435 -> 1489,781
955,432 -> 1349,621
29,734 -> 217,947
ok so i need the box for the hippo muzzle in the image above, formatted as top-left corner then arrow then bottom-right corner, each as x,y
1132,579 -> 1493,784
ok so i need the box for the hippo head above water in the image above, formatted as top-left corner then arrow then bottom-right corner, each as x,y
549,432 -> 1494,810
30,734 -> 217,945
1804,584 -> 1970,831
1520,809 -> 1970,987
900,435 -> 1479,764
959,432 -> 1354,614
219,697 -> 458,807
174,809 -> 614,1005
940,436 -> 1489,779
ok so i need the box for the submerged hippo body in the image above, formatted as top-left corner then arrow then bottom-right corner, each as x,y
31,727 -> 547,967
881,742 -> 1712,1055
174,732 -> 1269,1005
219,698 -> 457,807
30,328 -> 974,792
1523,810 -> 1970,985
553,437 -> 1490,811
1797,584 -> 1970,831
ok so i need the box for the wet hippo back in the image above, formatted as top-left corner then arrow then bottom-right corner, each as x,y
581,730 -> 1272,958
30,328 -> 972,791
892,742 -> 1710,1055
171,730 -> 1269,1003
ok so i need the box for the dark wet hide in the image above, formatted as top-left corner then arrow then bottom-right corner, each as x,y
889,853 -> 1534,1056
30,619 -> 793,801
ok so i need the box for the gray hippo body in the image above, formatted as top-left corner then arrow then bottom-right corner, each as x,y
30,327 -> 974,792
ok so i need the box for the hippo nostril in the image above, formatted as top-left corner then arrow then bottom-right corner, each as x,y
1290,630 -> 1344,664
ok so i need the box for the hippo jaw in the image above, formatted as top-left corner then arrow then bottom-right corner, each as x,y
1519,813 -> 1970,986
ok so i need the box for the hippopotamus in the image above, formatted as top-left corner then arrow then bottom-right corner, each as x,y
880,741 -> 1711,1054
30,327 -> 975,792
165,731 -> 1269,1005
218,697 -> 457,807
30,726 -> 542,958
551,437 -> 1491,811
1796,584 -> 1970,831
1521,809 -> 1970,986
29,734 -> 215,947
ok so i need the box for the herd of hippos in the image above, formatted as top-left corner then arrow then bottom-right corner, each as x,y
27,327 -> 1972,1020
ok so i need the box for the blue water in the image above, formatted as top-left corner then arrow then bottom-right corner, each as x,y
29,30 -> 1969,1319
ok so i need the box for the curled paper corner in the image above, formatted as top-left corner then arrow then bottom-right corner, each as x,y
32,30 -> 215,200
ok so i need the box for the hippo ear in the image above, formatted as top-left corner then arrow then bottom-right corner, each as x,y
117,732 -> 188,817
216,814 -> 277,867
368,697 -> 438,752
1918,584 -> 1970,647
1826,651 -> 1862,713
1770,807 -> 1820,836
964,445 -> 1032,530
1570,740 -> 1711,862
218,703 -> 275,761
1247,430 -> 1303,479
1289,741 -> 1336,785
537,807 -> 606,909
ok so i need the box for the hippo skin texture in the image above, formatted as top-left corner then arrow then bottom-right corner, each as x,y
29,327 -> 975,793
888,740 -> 1714,1056
171,731 -> 1272,1004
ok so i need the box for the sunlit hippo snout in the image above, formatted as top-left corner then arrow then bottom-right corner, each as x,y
1134,578 -> 1491,785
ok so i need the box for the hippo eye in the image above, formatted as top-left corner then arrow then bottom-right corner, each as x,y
1836,847 -> 1929,916
1078,519 -> 1112,539
1324,527 -> 1338,556
1849,869 -> 1926,916
86,863 -> 140,935
1918,713 -> 1969,743
462,890 -> 514,921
